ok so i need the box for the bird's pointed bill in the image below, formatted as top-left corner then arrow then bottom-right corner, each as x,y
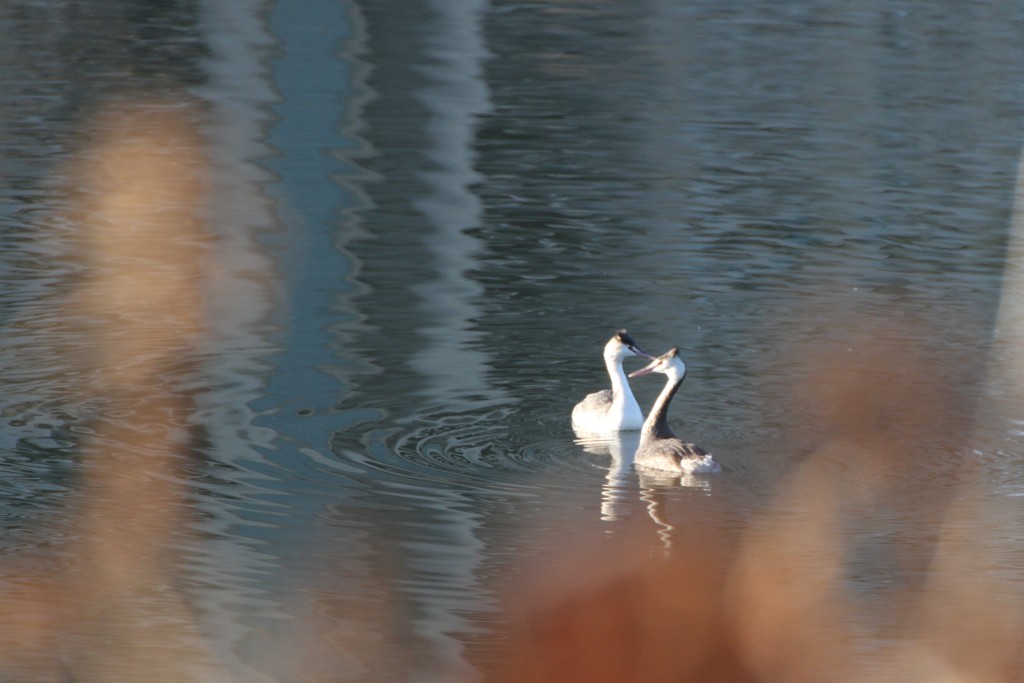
630,345 -> 656,360
629,356 -> 660,378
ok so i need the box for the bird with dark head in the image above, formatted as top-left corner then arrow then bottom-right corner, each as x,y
571,329 -> 654,433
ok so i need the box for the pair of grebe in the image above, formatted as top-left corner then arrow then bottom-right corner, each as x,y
571,330 -> 720,475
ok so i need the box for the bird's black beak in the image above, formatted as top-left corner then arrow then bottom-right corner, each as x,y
629,345 -> 655,360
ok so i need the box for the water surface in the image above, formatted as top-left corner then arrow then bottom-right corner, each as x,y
2,0 -> 1024,680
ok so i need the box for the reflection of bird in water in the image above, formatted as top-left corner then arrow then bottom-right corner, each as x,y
637,480 -> 674,551
629,347 -> 721,474
574,430 -> 641,522
571,330 -> 653,433
636,469 -> 713,552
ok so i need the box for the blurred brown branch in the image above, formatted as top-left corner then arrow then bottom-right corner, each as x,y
0,100 -> 223,683
485,315 -> 1022,683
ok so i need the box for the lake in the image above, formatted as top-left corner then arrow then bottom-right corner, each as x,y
2,0 -> 1024,681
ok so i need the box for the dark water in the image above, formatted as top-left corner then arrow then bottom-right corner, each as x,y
3,0 -> 1024,680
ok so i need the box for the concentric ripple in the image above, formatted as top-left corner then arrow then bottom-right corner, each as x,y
391,407 -> 586,479
331,404 -> 616,496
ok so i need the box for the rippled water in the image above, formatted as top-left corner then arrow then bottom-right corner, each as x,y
3,0 -> 1024,680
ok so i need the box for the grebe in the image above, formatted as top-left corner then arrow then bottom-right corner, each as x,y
571,330 -> 653,433
628,347 -> 720,474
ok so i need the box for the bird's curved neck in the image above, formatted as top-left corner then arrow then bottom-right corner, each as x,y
643,372 -> 684,439
605,355 -> 635,406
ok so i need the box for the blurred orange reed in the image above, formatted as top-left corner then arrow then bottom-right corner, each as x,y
0,101 -> 404,683
0,102 -> 223,682
485,319 -> 1024,683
